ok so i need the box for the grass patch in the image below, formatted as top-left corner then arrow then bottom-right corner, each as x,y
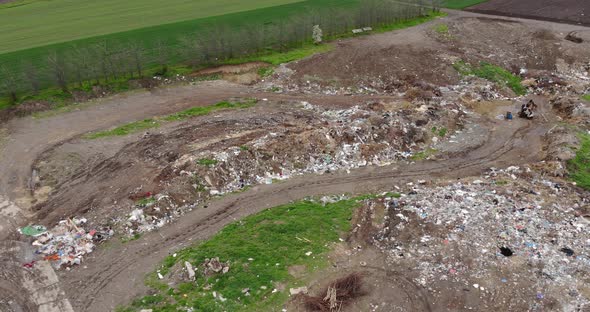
567,133 -> 590,190
163,99 -> 257,122
431,126 -> 447,137
410,148 -> 438,161
121,233 -> 142,243
136,197 -> 156,207
197,158 -> 218,167
434,23 -> 449,34
84,119 -> 160,139
443,0 -> 488,9
121,198 -> 361,311
582,94 -> 590,102
453,61 -> 526,95
374,11 -> 446,33
257,66 -> 275,78
84,99 -> 257,139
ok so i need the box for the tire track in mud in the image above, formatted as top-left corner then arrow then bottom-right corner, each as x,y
67,116 -> 546,312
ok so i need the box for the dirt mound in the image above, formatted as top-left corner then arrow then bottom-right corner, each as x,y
271,15 -> 590,95
32,98 -> 461,231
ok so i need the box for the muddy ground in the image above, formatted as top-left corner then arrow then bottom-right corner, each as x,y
1,9 -> 590,312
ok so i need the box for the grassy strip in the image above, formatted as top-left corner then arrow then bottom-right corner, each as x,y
225,44 -> 334,66
118,198 -> 361,312
582,94 -> 590,102
568,133 -> 590,190
443,0 -> 488,9
374,11 -> 446,33
84,99 -> 256,139
453,61 -> 526,95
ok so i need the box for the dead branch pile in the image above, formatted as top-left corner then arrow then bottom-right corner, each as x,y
301,272 -> 365,311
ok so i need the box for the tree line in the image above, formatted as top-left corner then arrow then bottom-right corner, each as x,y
0,0 -> 440,104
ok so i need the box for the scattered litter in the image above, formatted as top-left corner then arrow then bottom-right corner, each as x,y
22,218 -> 113,269
290,286 -> 308,296
202,257 -> 230,275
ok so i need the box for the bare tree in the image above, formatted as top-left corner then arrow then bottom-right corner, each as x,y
153,39 -> 169,76
0,66 -> 20,104
128,42 -> 145,78
22,61 -> 40,95
47,52 -> 69,93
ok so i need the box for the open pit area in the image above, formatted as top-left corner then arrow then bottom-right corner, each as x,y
1,9 -> 590,312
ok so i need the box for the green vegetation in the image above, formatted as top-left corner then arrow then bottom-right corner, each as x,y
84,99 -> 256,139
568,133 -> 590,190
453,61 -> 526,95
257,67 -> 275,78
163,99 -> 257,121
84,119 -> 160,139
197,158 -> 219,167
410,148 -> 438,161
120,198 -> 361,311
121,233 -> 142,243
1,0 -> 440,107
0,0 -> 304,54
434,23 -> 449,34
443,0 -> 488,9
225,43 -> 334,66
374,11 -> 446,33
136,197 -> 156,207
431,126 -> 447,137
582,94 -> 590,102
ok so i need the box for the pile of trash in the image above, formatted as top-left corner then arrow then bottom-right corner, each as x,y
179,101 -> 461,196
373,166 -> 590,309
20,218 -> 113,268
116,100 -> 462,236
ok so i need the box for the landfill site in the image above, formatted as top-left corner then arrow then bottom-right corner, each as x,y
1,7 -> 590,312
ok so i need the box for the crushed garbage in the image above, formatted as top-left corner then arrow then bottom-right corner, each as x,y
21,218 -> 113,269
371,166 -> 590,309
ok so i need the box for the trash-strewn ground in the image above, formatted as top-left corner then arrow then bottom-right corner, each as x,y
2,9 -> 590,312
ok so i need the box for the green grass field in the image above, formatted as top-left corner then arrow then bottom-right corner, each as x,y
0,0 -> 360,93
0,0 -> 305,54
0,0 -> 357,67
119,198 -> 361,312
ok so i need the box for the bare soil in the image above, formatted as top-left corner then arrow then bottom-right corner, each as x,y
468,0 -> 590,27
0,9 -> 589,312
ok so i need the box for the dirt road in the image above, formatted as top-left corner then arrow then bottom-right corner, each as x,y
0,81 -> 403,240
0,9 -> 587,312
62,103 -> 549,311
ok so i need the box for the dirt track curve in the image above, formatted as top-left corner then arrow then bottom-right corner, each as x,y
62,97 -> 550,311
0,8 -> 577,311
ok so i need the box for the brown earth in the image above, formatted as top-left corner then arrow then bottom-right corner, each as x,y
0,9 -> 589,312
469,0 -> 590,27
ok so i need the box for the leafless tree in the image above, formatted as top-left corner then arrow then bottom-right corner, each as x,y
0,65 -> 20,104
47,52 -> 69,93
22,61 -> 40,94
153,39 -> 169,75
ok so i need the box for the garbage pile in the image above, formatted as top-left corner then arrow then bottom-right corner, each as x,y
119,100 -> 461,235
373,167 -> 590,310
177,101 -> 462,197
22,218 -> 113,268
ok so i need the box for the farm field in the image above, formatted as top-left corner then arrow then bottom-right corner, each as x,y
0,0 -> 305,54
468,0 -> 590,26
2,3 -> 590,311
0,0 -> 358,92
